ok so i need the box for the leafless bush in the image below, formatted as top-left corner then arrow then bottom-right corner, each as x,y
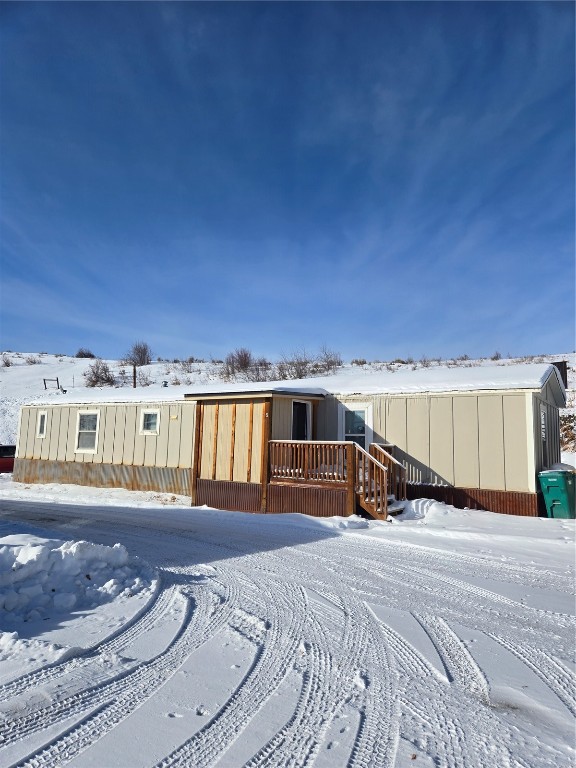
83,360 -> 115,387
75,348 -> 96,359
137,370 -> 152,387
491,351 -> 502,361
24,355 -> 41,365
2,353 -> 12,367
124,341 -> 153,367
420,355 -> 431,368
315,345 -> 342,374
351,358 -> 367,367
277,349 -> 314,380
221,348 -> 254,379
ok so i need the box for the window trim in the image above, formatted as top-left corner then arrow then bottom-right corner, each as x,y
338,402 -> 374,449
36,410 -> 47,439
140,408 -> 160,436
75,410 -> 100,454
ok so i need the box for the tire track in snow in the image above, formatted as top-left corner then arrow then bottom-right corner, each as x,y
0,576 -> 179,706
487,633 -> 576,717
5,578 -> 238,765
153,582 -> 307,768
415,614 -> 491,704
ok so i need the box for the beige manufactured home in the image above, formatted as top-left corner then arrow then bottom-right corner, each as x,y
14,363 -> 565,517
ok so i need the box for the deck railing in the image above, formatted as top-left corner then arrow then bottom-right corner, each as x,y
269,440 -> 351,484
354,443 -> 388,518
369,443 -> 407,502
269,440 -> 391,519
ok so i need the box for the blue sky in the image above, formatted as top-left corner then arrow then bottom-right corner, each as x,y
1,1 -> 574,362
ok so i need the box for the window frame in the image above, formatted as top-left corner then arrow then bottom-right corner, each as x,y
140,408 -> 160,436
36,410 -> 47,439
75,410 -> 100,454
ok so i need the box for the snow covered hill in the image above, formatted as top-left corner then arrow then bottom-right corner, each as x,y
1,350 -> 574,446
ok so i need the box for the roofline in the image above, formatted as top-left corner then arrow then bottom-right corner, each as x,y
184,389 -> 325,401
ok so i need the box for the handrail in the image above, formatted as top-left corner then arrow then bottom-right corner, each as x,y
354,443 -> 388,518
370,443 -> 407,502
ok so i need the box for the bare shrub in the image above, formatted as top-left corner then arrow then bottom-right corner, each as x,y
2,353 -> 12,367
24,355 -> 41,365
83,360 -> 115,387
222,347 -> 254,379
137,370 -> 152,387
277,349 -> 314,380
491,351 -> 502,361
420,355 -> 431,368
124,341 -> 153,367
351,358 -> 367,367
316,345 -> 342,374
75,348 -> 96,359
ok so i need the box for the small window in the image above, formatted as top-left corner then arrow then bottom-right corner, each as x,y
76,411 -> 100,453
140,409 -> 160,435
37,411 -> 47,438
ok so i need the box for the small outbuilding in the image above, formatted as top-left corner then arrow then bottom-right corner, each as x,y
14,363 -> 566,518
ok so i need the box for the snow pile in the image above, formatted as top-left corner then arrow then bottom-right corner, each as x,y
0,533 -> 155,625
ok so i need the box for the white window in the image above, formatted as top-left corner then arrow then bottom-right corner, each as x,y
75,411 -> 100,453
339,403 -> 373,450
140,409 -> 160,435
37,411 -> 47,438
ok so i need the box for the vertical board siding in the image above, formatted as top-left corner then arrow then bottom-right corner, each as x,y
122,406 -> 137,465
271,397 -> 292,440
216,403 -> 232,480
200,404 -> 215,479
503,395 -> 530,492
64,407 -> 76,462
406,397 -> 430,483
166,404 -> 181,468
102,406 -> 116,465
453,396 -> 480,488
385,399 -> 407,452
429,397 -> 454,485
47,407 -> 60,462
21,408 -> 32,458
181,401 -> 195,468
250,402 -> 264,484
478,395 -> 505,491
232,403 -> 249,482
112,406 -> 127,465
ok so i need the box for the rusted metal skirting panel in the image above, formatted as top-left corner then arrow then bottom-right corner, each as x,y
267,483 -> 349,517
195,479 -> 262,512
406,483 -> 539,517
13,459 -> 190,495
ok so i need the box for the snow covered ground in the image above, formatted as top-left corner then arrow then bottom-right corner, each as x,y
0,476 -> 574,767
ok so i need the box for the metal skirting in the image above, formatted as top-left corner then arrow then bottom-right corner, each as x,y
195,479 -> 262,512
13,459 -> 191,496
267,483 -> 350,517
406,483 -> 539,516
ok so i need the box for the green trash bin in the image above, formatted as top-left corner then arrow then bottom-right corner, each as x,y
538,470 -> 576,519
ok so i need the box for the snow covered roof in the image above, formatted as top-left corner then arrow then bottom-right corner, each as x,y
25,363 -> 565,406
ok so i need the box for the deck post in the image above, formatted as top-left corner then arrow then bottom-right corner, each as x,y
190,401 -> 203,506
346,442 -> 356,516
260,399 -> 272,513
